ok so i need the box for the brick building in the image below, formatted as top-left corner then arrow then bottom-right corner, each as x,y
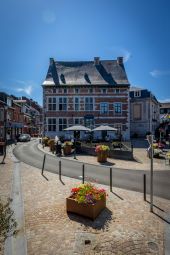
42,57 -> 130,140
0,92 -> 42,141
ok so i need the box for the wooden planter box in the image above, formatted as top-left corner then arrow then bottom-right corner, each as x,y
97,152 -> 108,163
66,196 -> 106,220
63,145 -> 72,155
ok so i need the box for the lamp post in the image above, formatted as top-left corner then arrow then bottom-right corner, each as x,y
0,105 -> 7,164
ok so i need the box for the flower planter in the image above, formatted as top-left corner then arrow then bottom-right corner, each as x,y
63,145 -> 72,155
97,152 -> 108,163
66,196 -> 106,220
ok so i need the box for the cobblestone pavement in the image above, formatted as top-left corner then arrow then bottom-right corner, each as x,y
1,148 -> 170,255
21,161 -> 169,255
0,154 -> 13,255
38,144 -> 170,171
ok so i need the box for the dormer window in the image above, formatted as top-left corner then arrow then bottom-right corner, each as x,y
134,91 -> 141,97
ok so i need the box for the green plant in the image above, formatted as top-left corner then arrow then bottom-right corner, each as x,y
0,198 -> 18,251
71,183 -> 107,204
63,141 -> 73,147
95,145 -> 110,153
42,137 -> 49,146
47,139 -> 55,152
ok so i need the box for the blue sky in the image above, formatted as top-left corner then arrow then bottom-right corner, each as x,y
0,0 -> 170,106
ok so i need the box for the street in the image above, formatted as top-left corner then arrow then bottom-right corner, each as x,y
13,140 -> 170,200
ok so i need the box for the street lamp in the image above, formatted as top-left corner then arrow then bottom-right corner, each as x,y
0,105 -> 7,164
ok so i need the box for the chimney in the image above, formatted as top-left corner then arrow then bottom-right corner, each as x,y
50,58 -> 54,65
117,57 -> 123,65
94,57 -> 100,65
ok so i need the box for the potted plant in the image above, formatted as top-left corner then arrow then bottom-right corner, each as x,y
47,139 -> 55,153
63,141 -> 73,155
95,145 -> 110,163
66,183 -> 107,220
42,137 -> 49,147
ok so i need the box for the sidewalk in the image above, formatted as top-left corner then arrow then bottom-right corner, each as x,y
0,147 -> 170,254
38,143 -> 170,171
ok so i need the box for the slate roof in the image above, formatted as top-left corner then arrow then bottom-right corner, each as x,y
43,58 -> 130,86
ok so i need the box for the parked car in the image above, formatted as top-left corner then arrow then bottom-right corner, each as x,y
18,134 -> 31,142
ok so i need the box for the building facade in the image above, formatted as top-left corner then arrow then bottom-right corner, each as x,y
0,92 -> 42,141
42,57 -> 130,140
130,87 -> 160,137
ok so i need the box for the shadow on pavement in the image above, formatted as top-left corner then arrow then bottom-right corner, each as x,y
67,207 -> 113,230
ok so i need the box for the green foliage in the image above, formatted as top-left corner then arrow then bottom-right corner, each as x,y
47,139 -> 55,152
0,198 -> 18,251
63,141 -> 73,147
42,137 -> 49,146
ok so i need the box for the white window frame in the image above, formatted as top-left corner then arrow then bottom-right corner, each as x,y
89,88 -> 93,94
115,89 -> 120,94
48,97 -> 56,111
74,97 -> 79,111
114,102 -> 122,114
100,102 -> 109,114
59,118 -> 67,131
134,90 -> 141,97
59,97 -> 67,111
74,118 -> 80,125
75,88 -> 79,94
85,97 -> 93,111
63,88 -> 67,94
101,88 -> 107,94
47,118 -> 56,132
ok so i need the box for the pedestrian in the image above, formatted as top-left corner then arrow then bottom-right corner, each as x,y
56,138 -> 62,157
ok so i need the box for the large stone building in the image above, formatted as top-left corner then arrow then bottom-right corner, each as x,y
130,87 -> 160,137
42,57 -> 130,140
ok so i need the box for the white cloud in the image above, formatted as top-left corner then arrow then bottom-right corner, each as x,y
15,80 -> 37,96
108,46 -> 131,63
122,49 -> 132,63
150,69 -> 170,78
16,85 -> 32,96
42,10 -> 56,24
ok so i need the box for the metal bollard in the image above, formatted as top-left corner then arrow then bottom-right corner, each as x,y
59,160 -> 61,180
110,167 -> 113,192
143,174 -> 146,201
42,154 -> 46,175
82,164 -> 85,184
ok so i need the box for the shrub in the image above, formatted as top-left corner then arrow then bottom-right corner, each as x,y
47,139 -> 55,152
42,137 -> 49,146
63,141 -> 73,147
0,198 -> 18,251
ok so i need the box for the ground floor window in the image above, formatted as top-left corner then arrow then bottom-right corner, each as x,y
74,118 -> 80,125
48,118 -> 56,131
59,118 -> 67,131
114,123 -> 122,135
